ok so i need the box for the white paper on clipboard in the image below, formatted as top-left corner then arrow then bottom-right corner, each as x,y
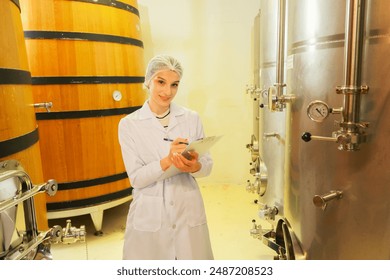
160,135 -> 223,180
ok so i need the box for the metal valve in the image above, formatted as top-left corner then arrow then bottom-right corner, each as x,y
250,219 -> 262,240
258,204 -> 279,221
44,179 -> 58,197
33,102 -> 53,112
304,93 -> 369,151
246,85 -> 265,98
61,219 -> 86,244
267,86 -> 295,112
301,130 -> 368,151
313,190 -> 343,210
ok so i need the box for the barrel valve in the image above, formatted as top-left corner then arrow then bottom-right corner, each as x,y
313,190 -> 343,210
33,102 -> 53,112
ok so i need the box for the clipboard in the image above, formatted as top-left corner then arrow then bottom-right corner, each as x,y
182,135 -> 223,159
160,135 -> 222,180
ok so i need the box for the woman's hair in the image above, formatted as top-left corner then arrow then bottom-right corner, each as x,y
144,54 -> 183,88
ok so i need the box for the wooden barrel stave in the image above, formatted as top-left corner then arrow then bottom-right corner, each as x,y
0,0 -> 48,230
20,0 -> 145,221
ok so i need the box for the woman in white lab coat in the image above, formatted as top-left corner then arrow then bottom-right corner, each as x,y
118,55 -> 214,260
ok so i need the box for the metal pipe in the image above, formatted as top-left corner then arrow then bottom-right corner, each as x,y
313,190 -> 343,209
275,0 -> 286,97
0,168 -> 38,240
0,170 -> 31,211
342,0 -> 366,129
4,231 -> 52,260
0,172 -> 52,212
0,169 -> 57,240
20,175 -> 38,240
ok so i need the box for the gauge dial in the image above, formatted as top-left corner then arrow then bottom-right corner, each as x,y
112,90 -> 122,101
307,100 -> 330,122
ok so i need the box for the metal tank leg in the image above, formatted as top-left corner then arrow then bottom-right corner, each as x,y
90,210 -> 104,236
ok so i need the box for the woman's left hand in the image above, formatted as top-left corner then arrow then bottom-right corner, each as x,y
171,151 -> 201,173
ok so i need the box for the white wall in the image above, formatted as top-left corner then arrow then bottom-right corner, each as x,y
138,0 -> 260,184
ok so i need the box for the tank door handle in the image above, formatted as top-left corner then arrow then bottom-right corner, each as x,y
301,132 -> 337,142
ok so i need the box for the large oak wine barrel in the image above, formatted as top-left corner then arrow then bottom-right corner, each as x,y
0,0 -> 48,230
19,0 -> 146,232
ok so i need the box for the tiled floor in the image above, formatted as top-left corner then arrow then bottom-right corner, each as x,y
48,183 -> 276,260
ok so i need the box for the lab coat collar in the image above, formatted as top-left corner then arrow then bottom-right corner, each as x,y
138,101 -> 155,120
167,102 -> 185,131
169,102 -> 185,118
138,100 -> 185,131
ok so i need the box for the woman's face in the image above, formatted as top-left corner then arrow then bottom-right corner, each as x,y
148,70 -> 180,114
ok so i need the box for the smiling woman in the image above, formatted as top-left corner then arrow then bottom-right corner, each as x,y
118,55 -> 214,260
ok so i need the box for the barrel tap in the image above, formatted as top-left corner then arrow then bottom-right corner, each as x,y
33,102 -> 53,112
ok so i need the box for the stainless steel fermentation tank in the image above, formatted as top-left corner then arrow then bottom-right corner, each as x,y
247,0 -> 287,242
248,0 -> 390,259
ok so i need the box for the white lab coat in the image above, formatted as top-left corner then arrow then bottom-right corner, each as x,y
118,101 -> 214,260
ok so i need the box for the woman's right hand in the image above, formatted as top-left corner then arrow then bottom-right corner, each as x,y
160,138 -> 188,171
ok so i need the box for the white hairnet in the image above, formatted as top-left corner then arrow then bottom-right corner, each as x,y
144,54 -> 183,88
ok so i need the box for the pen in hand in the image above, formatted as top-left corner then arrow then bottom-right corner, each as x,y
163,138 -> 189,145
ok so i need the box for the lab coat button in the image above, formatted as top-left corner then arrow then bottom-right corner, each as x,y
170,201 -> 174,206
172,224 -> 176,229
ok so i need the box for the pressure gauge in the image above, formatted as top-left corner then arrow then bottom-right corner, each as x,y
307,100 -> 330,122
112,90 -> 122,101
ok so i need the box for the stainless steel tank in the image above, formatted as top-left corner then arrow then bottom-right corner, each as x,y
282,0 -> 390,259
257,0 -> 286,225
247,0 -> 287,250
